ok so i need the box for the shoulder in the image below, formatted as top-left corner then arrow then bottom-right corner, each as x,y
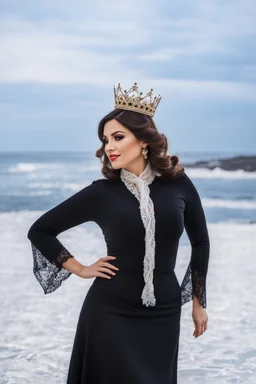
157,170 -> 189,186
89,178 -> 117,192
170,170 -> 195,186
71,178 -> 108,197
92,178 -> 108,185
91,178 -> 112,187
91,177 -> 123,188
159,171 -> 199,197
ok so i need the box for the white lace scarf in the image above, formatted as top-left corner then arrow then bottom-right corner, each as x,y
120,161 -> 158,307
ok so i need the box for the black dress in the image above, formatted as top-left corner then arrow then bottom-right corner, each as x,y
27,172 -> 210,384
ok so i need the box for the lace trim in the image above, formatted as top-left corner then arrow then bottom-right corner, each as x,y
120,162 -> 157,307
31,241 -> 74,294
180,261 -> 207,308
56,247 -> 74,266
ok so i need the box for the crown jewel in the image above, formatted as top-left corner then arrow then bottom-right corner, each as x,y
113,82 -> 162,117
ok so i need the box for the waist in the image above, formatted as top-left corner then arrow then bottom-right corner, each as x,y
91,269 -> 181,308
116,268 -> 175,274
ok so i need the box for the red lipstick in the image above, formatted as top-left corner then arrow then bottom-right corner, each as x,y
109,155 -> 120,161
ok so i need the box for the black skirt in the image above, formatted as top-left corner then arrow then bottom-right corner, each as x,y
66,269 -> 182,384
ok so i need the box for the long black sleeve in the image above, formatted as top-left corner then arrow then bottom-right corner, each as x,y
180,173 -> 210,308
27,181 -> 99,294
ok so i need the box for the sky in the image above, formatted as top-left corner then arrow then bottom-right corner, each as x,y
0,0 -> 255,153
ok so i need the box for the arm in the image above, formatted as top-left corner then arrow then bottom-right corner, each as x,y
27,180 -> 99,294
180,173 -> 210,308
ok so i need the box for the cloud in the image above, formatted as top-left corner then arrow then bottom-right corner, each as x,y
0,1 -> 255,153
147,78 -> 256,102
0,16 -> 149,85
0,7 -> 255,102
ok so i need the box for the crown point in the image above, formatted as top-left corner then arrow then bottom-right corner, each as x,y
113,82 -> 161,117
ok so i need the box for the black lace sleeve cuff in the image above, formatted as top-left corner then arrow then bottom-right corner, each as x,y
180,261 -> 207,308
31,241 -> 74,294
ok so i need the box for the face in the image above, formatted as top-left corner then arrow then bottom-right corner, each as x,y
103,119 -> 146,170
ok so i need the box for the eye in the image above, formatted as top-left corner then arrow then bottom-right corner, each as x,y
103,135 -> 124,145
115,135 -> 124,141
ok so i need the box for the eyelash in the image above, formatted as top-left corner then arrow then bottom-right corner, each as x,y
103,135 -> 124,145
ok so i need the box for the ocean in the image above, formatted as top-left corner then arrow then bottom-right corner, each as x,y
1,150 -> 255,383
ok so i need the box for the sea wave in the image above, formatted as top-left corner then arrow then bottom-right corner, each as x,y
27,182 -> 89,190
186,167 -> 256,179
81,165 -> 101,172
8,162 -> 100,174
8,162 -> 64,173
28,191 -> 52,196
9,163 -> 256,179
1,211 -> 255,384
202,198 -> 256,209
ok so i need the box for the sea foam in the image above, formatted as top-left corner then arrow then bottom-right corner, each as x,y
186,167 -> 256,179
0,211 -> 255,384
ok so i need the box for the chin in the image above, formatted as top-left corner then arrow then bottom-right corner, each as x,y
111,165 -> 122,170
110,159 -> 125,169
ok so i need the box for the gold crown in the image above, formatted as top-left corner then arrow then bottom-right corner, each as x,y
113,82 -> 162,117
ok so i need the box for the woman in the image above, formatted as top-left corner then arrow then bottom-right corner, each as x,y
27,82 -> 210,383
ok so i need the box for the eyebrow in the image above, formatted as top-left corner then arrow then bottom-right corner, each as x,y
102,130 -> 125,138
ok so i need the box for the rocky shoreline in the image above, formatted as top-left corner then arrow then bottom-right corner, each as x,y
183,155 -> 256,172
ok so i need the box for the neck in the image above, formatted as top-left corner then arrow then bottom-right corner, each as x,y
122,159 -> 148,177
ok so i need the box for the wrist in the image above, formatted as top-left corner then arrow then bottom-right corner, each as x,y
62,257 -> 85,276
192,295 -> 203,308
76,264 -> 87,277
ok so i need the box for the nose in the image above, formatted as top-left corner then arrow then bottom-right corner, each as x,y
105,141 -> 115,153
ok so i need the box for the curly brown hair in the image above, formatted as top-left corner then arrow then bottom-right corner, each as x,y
95,109 -> 184,182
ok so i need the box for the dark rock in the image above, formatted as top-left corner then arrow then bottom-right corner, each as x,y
184,155 -> 256,172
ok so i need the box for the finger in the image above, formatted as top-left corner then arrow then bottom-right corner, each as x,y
98,267 -> 116,276
199,323 -> 204,337
102,262 -> 119,270
96,272 -> 112,279
195,323 -> 202,337
194,323 -> 202,338
101,256 -> 116,260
